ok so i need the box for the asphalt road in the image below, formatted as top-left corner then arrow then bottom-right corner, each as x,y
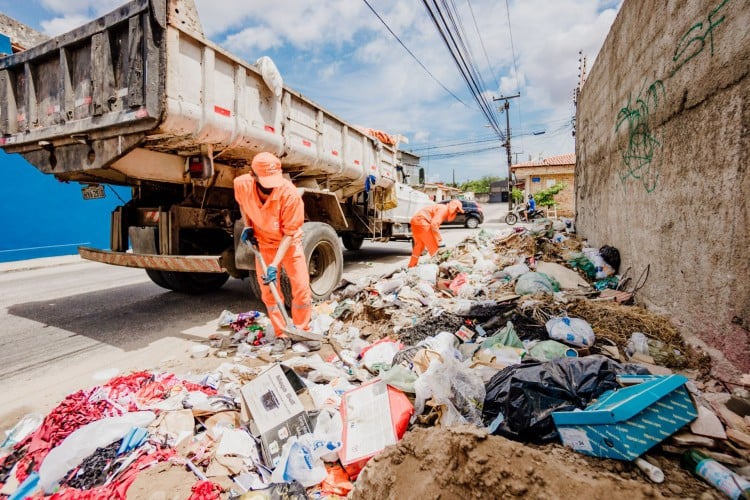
0,204 -> 511,425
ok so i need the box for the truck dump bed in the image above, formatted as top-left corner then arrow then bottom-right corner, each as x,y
0,0 -> 397,195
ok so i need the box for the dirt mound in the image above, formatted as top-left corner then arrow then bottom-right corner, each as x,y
352,426 -> 715,500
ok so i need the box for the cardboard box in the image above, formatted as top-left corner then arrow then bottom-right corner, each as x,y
339,379 -> 413,479
552,374 -> 697,461
240,364 -> 312,468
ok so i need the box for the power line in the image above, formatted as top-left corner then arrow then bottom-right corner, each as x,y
361,0 -> 471,108
422,0 -> 504,138
466,0 -> 500,90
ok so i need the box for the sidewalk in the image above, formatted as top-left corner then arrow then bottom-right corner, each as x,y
0,254 -> 84,273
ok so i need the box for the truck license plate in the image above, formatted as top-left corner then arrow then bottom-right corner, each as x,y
81,184 -> 105,200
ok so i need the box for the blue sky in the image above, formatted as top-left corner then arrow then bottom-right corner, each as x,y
1,0 -> 622,183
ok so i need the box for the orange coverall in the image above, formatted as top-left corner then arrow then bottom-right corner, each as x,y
408,200 -> 463,267
233,174 -> 311,336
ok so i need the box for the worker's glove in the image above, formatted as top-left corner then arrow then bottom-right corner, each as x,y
263,265 -> 278,285
240,227 -> 258,246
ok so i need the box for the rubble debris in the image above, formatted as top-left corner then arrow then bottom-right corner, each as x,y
2,225 -> 745,499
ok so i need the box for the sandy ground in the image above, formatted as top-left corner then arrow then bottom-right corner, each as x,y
353,426 -> 719,500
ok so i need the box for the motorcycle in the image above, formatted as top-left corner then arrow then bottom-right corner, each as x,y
504,204 -> 546,225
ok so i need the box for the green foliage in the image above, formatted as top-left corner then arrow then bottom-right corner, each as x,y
459,175 -> 503,194
511,188 -> 524,204
534,182 -> 566,208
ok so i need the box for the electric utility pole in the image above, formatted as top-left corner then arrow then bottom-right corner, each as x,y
493,93 -> 520,210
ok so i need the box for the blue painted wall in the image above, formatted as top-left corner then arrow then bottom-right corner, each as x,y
0,150 -> 130,262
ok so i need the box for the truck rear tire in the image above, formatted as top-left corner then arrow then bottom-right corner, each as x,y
302,222 -> 343,302
342,234 -> 364,251
247,271 -> 263,299
145,270 -> 174,291
160,271 -> 230,294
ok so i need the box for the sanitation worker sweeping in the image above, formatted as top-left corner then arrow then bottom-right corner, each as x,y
408,199 -> 464,268
234,152 -> 322,353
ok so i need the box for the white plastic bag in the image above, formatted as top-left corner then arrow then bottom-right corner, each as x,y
313,410 -> 343,462
410,263 -> 439,284
545,316 -> 595,347
500,263 -> 530,280
255,56 -> 283,97
270,434 -> 330,487
38,412 -> 155,493
413,356 -> 485,427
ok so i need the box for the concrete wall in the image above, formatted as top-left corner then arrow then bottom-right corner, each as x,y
0,13 -> 48,50
576,0 -> 749,374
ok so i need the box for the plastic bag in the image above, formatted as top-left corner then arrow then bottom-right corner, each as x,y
271,434 -> 328,488
313,411 -> 343,463
482,356 -> 647,442
568,254 -> 596,279
414,355 -> 486,427
599,245 -> 621,273
526,340 -> 577,361
38,412 -> 156,492
361,338 -> 403,372
256,56 -> 283,97
473,259 -> 497,275
545,316 -> 596,347
1,413 -> 43,451
378,365 -> 418,393
411,263 -> 439,284
583,248 -> 615,279
514,272 -> 560,295
481,321 -> 523,349
499,263 -> 529,280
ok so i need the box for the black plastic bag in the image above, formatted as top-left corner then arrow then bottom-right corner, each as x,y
599,245 -> 621,273
482,355 -> 647,443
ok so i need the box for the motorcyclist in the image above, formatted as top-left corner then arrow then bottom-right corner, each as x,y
524,193 -> 536,222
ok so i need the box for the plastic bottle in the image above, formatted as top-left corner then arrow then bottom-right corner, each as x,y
635,457 -> 664,483
682,449 -> 750,499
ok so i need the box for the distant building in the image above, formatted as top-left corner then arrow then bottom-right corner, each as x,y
511,153 -> 575,216
397,150 -> 422,186
489,179 -> 509,203
418,183 -> 462,202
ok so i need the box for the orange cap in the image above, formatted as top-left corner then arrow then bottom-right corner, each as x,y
448,199 -> 464,214
251,152 -> 285,188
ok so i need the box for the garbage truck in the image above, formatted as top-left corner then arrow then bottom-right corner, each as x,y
0,0 -> 434,300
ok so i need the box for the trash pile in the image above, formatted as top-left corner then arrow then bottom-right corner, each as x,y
1,222 -> 749,499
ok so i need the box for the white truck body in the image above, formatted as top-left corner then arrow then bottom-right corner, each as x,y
0,0 -> 433,297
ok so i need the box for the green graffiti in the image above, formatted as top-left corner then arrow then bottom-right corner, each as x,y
671,0 -> 730,76
615,80 -> 665,193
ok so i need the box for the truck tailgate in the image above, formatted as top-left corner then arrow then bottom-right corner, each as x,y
0,0 -> 398,193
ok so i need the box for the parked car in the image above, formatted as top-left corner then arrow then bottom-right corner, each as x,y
438,199 -> 484,228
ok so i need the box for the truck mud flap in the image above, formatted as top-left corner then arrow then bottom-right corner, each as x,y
78,246 -> 224,273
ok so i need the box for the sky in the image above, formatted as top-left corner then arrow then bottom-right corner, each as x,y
0,0 -> 622,184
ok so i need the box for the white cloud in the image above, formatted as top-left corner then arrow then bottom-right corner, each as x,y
223,26 -> 282,53
40,15 -> 91,36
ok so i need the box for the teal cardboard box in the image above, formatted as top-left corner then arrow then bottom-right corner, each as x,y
552,374 -> 697,461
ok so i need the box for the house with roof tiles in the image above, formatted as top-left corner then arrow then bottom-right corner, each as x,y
511,153 -> 575,217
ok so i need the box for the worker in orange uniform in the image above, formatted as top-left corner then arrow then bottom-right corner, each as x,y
233,152 -> 312,352
408,199 -> 464,267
